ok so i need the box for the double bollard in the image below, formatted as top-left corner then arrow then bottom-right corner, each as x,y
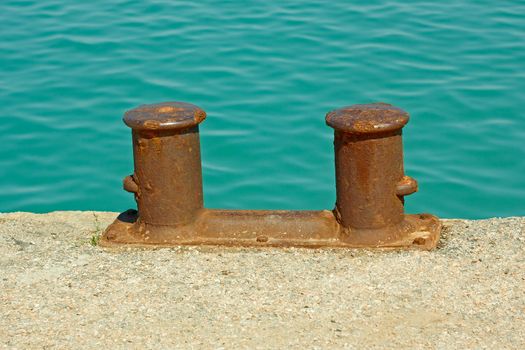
101,102 -> 440,249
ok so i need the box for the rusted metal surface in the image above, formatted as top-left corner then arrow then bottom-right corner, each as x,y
101,102 -> 441,250
123,102 -> 205,226
327,103 -> 414,229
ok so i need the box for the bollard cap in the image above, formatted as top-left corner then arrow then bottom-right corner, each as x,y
123,102 -> 206,131
325,103 -> 409,134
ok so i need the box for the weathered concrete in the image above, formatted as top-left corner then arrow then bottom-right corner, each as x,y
0,211 -> 524,349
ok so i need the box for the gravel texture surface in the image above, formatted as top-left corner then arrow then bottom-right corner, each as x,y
0,211 -> 524,349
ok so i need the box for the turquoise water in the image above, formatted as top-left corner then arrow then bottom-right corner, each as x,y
1,1 -> 524,219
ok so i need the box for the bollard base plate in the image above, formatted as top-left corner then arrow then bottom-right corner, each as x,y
100,209 -> 441,250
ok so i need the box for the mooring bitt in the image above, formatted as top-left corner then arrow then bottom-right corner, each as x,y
101,101 -> 440,249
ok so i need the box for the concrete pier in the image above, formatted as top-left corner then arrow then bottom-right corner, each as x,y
1,211 -> 524,348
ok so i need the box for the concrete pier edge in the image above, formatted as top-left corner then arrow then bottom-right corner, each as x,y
1,211 -> 524,348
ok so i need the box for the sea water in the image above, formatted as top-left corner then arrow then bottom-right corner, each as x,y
1,0 -> 524,218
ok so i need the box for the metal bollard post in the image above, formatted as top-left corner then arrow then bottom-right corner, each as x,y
101,101 -> 440,250
326,103 -> 417,230
122,102 -> 206,226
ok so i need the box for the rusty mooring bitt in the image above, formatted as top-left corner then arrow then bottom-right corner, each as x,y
101,102 -> 441,250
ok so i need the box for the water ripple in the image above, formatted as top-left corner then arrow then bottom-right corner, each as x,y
1,0 -> 524,218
